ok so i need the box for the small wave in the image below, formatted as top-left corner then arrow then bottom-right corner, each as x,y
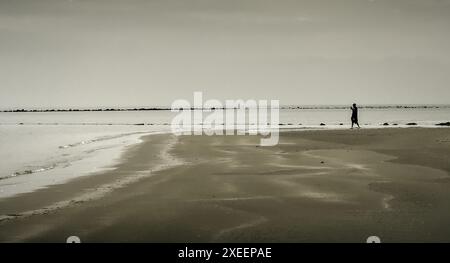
0,165 -> 57,180
58,132 -> 149,149
1,131 -> 157,182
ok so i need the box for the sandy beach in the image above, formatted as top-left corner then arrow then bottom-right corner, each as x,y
0,128 -> 449,243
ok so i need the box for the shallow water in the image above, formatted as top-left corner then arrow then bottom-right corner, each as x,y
0,107 -> 449,198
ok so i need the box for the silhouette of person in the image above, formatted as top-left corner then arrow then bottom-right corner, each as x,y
351,103 -> 360,129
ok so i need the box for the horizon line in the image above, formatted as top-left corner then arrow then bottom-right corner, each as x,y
2,104 -> 450,112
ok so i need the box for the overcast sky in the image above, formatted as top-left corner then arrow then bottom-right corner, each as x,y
1,0 -> 450,108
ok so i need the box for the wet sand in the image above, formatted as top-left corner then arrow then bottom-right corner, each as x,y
0,128 -> 450,242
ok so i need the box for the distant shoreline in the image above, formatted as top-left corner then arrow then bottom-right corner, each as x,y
1,104 -> 450,113
1,122 -> 449,128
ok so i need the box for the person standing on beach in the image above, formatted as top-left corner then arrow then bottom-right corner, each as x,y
351,103 -> 360,129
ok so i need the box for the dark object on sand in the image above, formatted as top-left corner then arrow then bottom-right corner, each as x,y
406,123 -> 418,126
339,123 -> 343,126
436,122 -> 450,126
320,123 -> 326,126
383,123 -> 389,126
134,123 -> 145,126
393,123 -> 398,126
